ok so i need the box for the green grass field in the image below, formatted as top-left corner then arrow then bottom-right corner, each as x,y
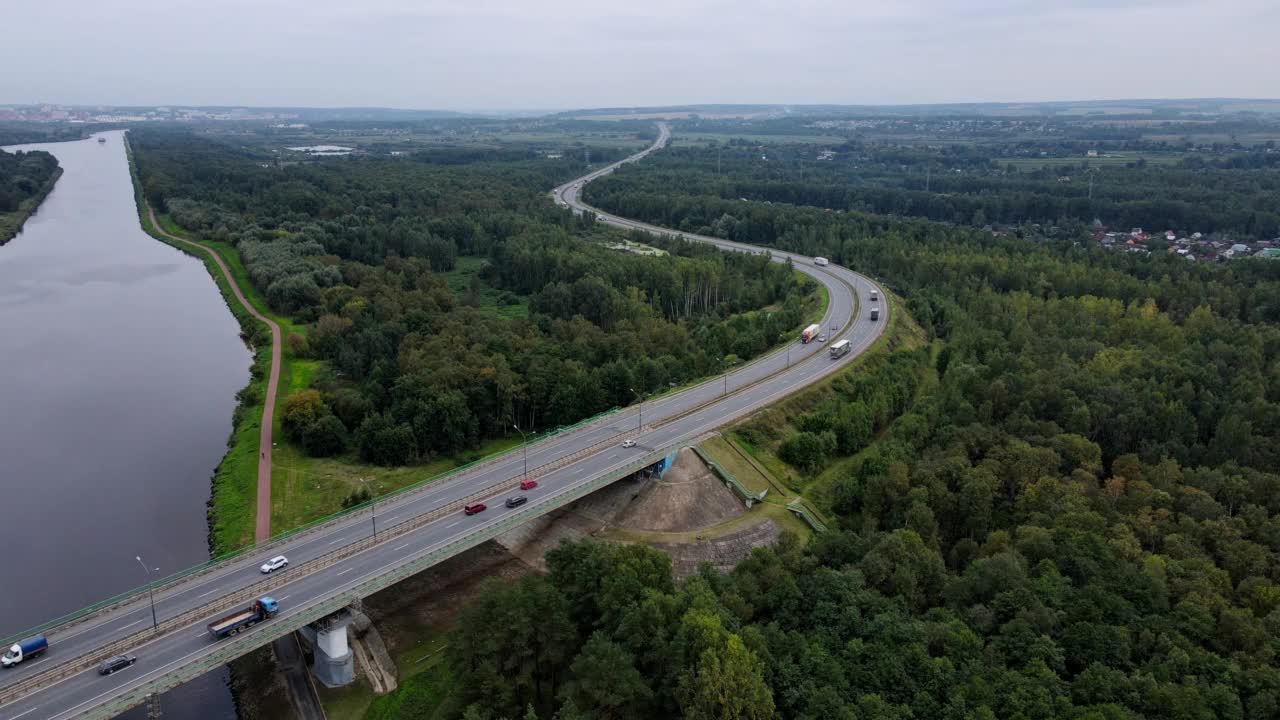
441,255 -> 529,319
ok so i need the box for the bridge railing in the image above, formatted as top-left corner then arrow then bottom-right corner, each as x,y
0,405 -> 628,649
0,420 -> 650,707
89,445 -> 675,719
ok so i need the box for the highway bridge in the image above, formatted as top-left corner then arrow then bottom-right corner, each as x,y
0,125 -> 887,720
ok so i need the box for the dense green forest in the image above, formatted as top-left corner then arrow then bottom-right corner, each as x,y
585,141 -> 1280,240
0,148 -> 60,242
416,134 -> 1280,720
131,129 -> 815,465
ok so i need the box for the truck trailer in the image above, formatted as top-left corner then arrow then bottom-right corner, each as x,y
2,634 -> 48,668
801,324 -> 821,343
207,597 -> 279,640
829,339 -> 851,358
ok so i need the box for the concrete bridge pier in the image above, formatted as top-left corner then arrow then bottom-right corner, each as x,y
297,608 -> 356,687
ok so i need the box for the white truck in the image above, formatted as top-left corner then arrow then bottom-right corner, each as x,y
829,339 -> 851,358
801,324 -> 821,343
813,257 -> 829,267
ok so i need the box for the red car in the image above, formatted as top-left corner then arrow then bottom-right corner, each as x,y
463,502 -> 487,516
519,479 -> 539,491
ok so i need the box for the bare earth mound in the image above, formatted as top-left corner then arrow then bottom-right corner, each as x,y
613,447 -> 744,532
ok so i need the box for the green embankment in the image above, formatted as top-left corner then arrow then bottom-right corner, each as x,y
728,289 -> 935,513
0,166 -> 62,244
127,138 -> 273,552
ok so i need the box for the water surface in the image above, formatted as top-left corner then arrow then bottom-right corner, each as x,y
0,130 -> 251,718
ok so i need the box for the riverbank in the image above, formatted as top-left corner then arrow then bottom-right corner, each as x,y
0,165 -> 62,244
126,135 -> 283,552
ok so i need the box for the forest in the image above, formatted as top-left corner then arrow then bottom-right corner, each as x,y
417,131 -> 1280,720
130,129 -> 815,465
0,148 -> 60,242
585,140 -> 1280,240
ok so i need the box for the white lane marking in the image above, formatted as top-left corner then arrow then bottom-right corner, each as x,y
118,620 -> 142,630
194,632 -> 207,639
8,707 -> 39,719
197,588 -> 219,598
328,537 -> 346,545
336,568 -> 354,577
445,520 -> 462,529
393,543 -> 410,552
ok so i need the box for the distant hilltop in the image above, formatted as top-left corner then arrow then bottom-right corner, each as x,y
4,99 -> 1279,125
555,98 -> 1280,120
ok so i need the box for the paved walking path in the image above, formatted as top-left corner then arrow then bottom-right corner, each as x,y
147,206 -> 281,542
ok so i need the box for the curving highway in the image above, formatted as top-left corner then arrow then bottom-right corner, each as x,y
0,125 -> 886,720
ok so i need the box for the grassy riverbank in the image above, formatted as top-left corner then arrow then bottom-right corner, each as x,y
0,165 -> 62,244
127,137 -> 277,553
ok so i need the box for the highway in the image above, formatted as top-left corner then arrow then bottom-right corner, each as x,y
0,125 -> 885,720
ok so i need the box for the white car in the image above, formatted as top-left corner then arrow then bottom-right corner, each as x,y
818,334 -> 827,343
621,439 -> 637,448
260,555 -> 289,574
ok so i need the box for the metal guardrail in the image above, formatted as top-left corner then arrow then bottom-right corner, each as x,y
787,498 -> 829,534
85,447 -> 674,719
0,405 -> 627,650
0,421 -> 644,708
691,446 -> 765,504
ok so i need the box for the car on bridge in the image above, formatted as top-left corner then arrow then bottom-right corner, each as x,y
97,654 -> 137,676
505,495 -> 528,509
519,479 -> 538,491
464,502 -> 487,516
622,439 -> 637,448
260,555 -> 288,574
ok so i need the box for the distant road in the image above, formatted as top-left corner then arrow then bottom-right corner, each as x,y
146,206 -> 281,543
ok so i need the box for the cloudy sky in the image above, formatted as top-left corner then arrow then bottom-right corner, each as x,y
3,0 -> 1276,110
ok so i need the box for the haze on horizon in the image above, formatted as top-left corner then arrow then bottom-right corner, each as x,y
3,0 -> 1276,111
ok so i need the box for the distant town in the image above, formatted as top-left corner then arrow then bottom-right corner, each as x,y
0,104 -> 302,123
1091,226 -> 1280,262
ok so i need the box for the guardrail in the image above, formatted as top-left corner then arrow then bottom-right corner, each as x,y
84,447 -> 676,719
0,405 -> 628,650
691,446 -> 765,505
0,421 -> 646,707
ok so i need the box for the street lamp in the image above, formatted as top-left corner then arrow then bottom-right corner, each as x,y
630,388 -> 645,431
722,356 -> 738,396
512,423 -> 530,481
135,555 -> 159,631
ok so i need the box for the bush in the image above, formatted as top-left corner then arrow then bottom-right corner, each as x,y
779,430 -> 836,472
303,414 -> 347,457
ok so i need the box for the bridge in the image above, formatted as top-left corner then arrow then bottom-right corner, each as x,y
0,125 -> 886,720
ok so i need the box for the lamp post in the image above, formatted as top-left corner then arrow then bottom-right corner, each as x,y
135,555 -> 159,630
631,388 -> 644,431
722,356 -> 738,396
512,423 -> 530,481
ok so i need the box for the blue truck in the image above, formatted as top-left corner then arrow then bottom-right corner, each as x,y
207,597 -> 279,640
2,634 -> 48,668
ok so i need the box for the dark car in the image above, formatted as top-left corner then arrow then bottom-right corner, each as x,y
463,502 -> 487,516
505,495 -> 528,509
98,655 -> 137,676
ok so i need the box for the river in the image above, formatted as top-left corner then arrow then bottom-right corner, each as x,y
0,131 -> 249,719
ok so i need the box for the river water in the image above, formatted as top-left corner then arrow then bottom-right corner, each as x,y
0,131 -> 249,718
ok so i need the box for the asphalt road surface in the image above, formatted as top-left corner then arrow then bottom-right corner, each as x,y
0,124 -> 885,720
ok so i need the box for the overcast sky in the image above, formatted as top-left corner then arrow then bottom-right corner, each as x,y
3,0 -> 1276,110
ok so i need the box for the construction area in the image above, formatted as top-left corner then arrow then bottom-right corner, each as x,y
246,437 -> 828,720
